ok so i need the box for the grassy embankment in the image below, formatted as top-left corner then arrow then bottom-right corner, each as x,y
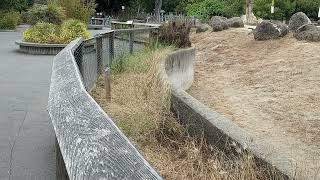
91,46 -> 283,180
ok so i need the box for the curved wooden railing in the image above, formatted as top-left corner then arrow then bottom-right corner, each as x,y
48,38 -> 162,180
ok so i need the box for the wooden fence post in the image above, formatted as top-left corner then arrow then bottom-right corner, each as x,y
104,67 -> 111,102
129,30 -> 134,54
109,31 -> 115,65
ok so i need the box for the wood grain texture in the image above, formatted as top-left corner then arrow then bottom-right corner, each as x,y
48,38 -> 162,180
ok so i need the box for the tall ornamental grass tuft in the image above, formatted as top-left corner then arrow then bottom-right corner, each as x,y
159,21 -> 192,48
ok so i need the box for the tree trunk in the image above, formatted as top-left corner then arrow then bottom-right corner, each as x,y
246,0 -> 254,25
155,0 -> 162,23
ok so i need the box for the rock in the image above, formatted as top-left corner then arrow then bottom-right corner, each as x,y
289,12 -> 311,32
272,20 -> 289,37
253,20 -> 289,41
196,24 -> 210,33
294,24 -> 320,42
210,16 -> 228,32
212,16 -> 227,21
227,17 -> 244,28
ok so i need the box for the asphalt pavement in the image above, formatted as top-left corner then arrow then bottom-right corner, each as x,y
0,25 -> 56,180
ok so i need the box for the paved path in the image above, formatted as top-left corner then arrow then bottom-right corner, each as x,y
0,26 -> 56,180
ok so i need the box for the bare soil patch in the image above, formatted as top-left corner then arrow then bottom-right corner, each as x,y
189,28 -> 320,178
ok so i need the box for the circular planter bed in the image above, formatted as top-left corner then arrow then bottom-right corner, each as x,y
0,29 -> 15,32
15,40 -> 67,55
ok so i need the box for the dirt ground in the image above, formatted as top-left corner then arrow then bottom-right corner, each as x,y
91,48 -> 281,180
189,28 -> 320,177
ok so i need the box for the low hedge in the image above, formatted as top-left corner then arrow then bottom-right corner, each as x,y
23,19 -> 91,44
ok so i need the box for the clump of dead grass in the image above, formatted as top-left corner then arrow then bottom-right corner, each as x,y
91,47 -> 284,180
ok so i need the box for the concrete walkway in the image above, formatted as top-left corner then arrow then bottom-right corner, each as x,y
0,26 -> 56,180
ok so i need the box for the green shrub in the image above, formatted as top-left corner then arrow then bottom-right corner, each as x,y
0,11 -> 21,30
0,0 -> 29,12
23,22 -> 60,43
23,20 -> 90,44
159,21 -> 191,48
295,0 -> 319,21
186,0 -> 225,21
46,2 -> 66,24
185,0 -> 245,22
184,0 -> 319,22
23,2 -> 65,25
60,19 -> 91,43
56,0 -> 96,23
33,0 -> 47,4
224,0 -> 245,17
254,0 -> 319,21
254,0 -> 296,21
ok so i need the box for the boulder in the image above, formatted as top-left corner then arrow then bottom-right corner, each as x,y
227,17 -> 244,28
210,16 -> 228,32
253,20 -> 288,41
196,24 -> 210,33
289,12 -> 311,32
294,24 -> 320,42
272,20 -> 289,37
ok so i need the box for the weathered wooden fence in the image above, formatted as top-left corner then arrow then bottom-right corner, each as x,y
48,27 -> 161,180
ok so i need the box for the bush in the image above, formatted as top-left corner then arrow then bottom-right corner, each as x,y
159,21 -> 191,48
0,11 -> 21,30
183,0 -> 320,22
23,3 -> 65,25
60,19 -> 91,43
23,20 -> 90,44
295,0 -> 319,21
23,22 -> 60,43
0,0 -> 28,12
185,0 -> 245,22
56,0 -> 96,23
186,0 -> 225,21
254,0 -> 319,21
254,0 -> 296,21
33,0 -> 46,4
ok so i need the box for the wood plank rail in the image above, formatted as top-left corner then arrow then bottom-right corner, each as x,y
48,38 -> 162,180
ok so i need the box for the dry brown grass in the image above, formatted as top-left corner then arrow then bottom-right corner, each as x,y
91,47 -> 284,180
189,28 -> 320,178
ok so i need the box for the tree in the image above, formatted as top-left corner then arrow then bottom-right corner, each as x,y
246,0 -> 255,24
155,0 -> 162,22
162,0 -> 181,13
0,0 -> 28,12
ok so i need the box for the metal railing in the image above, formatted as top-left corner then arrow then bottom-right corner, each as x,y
73,27 -> 158,91
111,21 -> 161,29
146,14 -> 197,26
88,17 -> 112,28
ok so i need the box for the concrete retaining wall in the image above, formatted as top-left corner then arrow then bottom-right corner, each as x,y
160,47 -> 294,179
48,38 -> 162,180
